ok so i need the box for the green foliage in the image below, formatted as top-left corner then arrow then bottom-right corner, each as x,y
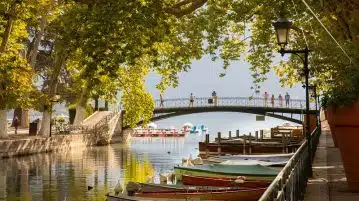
0,50 -> 36,109
3,0 -> 359,126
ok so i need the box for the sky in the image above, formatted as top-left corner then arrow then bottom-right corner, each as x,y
145,54 -> 304,100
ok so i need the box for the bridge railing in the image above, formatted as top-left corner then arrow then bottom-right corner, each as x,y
258,127 -> 321,201
154,97 -> 315,110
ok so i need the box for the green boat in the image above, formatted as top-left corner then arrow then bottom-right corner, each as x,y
174,164 -> 279,181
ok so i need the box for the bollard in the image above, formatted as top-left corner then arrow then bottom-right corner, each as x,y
205,133 -> 210,144
249,132 -> 252,155
236,130 -> 240,138
229,131 -> 232,140
217,132 -> 221,155
260,130 -> 264,141
255,131 -> 258,141
205,134 -> 210,157
243,135 -> 246,155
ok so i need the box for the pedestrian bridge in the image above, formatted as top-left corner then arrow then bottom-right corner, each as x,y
151,97 -> 317,124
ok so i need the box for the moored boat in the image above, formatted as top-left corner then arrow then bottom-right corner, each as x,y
107,194 -> 217,201
125,182 -> 246,193
209,153 -> 294,163
203,158 -> 287,167
182,175 -> 271,188
174,164 -> 279,181
135,187 -> 267,201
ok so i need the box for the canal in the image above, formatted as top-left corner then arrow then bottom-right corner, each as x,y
0,134 -> 203,201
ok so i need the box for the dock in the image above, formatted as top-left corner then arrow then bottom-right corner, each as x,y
200,127 -> 304,156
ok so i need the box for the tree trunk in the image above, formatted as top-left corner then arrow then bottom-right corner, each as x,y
12,13 -> 48,128
95,98 -> 99,111
11,108 -> 22,127
0,4 -> 17,138
38,53 -> 66,136
21,109 -> 29,128
0,3 -> 17,53
39,109 -> 51,137
73,86 -> 91,125
73,104 -> 86,125
0,109 -> 8,138
29,14 -> 47,68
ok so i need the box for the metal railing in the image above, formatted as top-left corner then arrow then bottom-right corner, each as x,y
259,127 -> 321,201
154,97 -> 316,110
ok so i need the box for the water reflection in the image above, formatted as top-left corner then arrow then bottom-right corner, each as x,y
0,134 -> 203,201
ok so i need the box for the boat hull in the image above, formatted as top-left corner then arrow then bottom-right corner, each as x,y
129,182 -> 245,193
174,164 -> 279,181
136,188 -> 266,201
182,175 -> 271,188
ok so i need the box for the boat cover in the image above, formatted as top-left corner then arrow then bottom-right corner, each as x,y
175,164 -> 279,176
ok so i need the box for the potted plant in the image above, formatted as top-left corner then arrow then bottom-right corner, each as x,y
322,63 -> 359,191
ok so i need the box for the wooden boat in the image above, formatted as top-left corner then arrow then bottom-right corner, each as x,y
125,182 -> 245,193
135,187 -> 267,201
174,164 -> 279,181
182,175 -> 271,188
203,158 -> 287,167
106,194 -> 218,201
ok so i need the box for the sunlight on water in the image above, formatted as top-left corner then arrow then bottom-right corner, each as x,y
0,114 -> 290,201
0,134 -> 203,201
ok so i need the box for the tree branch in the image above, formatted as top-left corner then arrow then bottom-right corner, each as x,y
164,0 -> 207,17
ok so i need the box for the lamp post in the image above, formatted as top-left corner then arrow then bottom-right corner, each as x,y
49,95 -> 60,137
309,85 -> 321,131
273,17 -> 312,177
308,85 -> 319,119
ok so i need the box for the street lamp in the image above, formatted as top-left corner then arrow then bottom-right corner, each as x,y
49,94 -> 60,137
309,85 -> 321,129
273,17 -> 312,177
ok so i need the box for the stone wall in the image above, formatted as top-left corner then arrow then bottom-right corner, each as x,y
0,134 -> 97,158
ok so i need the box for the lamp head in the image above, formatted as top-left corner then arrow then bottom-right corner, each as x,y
273,18 -> 292,48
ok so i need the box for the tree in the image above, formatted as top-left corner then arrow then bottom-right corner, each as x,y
0,0 -> 37,137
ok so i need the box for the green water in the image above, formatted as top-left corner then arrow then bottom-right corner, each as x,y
0,135 -> 203,201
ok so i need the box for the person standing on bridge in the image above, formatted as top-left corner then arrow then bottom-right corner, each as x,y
212,91 -> 217,106
278,93 -> 283,107
159,94 -> 164,108
271,94 -> 275,107
264,92 -> 269,107
189,93 -> 194,108
285,92 -> 290,108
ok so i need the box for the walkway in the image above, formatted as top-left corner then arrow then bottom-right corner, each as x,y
304,120 -> 359,201
82,111 -> 112,126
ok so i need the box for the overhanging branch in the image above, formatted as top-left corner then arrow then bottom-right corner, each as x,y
164,0 -> 207,17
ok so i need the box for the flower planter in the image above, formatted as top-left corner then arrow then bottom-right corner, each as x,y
330,102 -> 359,192
326,107 -> 339,148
